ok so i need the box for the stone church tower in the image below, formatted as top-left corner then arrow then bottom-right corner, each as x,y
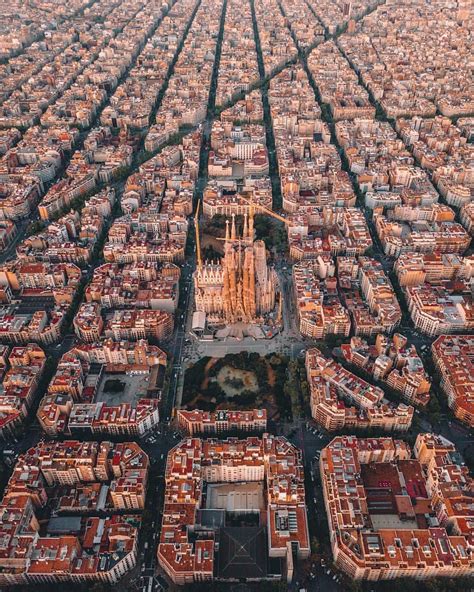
194,208 -> 277,324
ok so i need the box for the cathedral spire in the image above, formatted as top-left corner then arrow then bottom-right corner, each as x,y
249,203 -> 254,239
225,218 -> 230,242
231,213 -> 236,240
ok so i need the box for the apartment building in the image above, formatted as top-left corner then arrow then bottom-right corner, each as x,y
341,334 -> 431,407
158,435 -> 310,585
0,440 -> 148,585
37,339 -> 165,436
0,344 -> 46,439
431,335 -> 473,428
320,434 -> 473,580
306,348 -> 413,432
293,260 -> 351,339
177,409 -> 267,435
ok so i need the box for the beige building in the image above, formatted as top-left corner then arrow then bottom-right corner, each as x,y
194,209 -> 278,326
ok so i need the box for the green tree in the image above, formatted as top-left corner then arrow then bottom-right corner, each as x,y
284,360 -> 303,418
426,391 -> 442,425
27,220 -> 46,236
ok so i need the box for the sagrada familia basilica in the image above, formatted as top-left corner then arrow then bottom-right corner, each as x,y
193,207 -> 280,334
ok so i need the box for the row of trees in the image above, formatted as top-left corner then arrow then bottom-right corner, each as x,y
283,359 -> 310,418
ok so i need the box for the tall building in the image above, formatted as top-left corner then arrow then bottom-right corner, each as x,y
194,207 -> 278,326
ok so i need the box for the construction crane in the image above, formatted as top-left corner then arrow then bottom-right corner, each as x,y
237,194 -> 290,226
195,195 -> 290,257
194,199 -> 202,269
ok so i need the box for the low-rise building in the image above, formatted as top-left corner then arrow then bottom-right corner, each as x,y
394,253 -> 473,288
460,202 -> 474,234
308,42 -> 375,121
288,207 -> 372,261
337,257 -> 401,336
0,220 -> 18,251
16,188 -> 116,265
374,207 -> 470,258
104,309 -> 174,342
396,116 -> 474,208
293,260 -> 351,339
85,261 -> 179,312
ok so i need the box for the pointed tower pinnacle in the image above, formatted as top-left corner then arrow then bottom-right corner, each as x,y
249,203 -> 255,239
243,211 -> 248,239
225,218 -> 230,242
231,213 -> 236,240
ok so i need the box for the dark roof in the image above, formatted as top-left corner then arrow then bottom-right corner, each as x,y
217,526 -> 268,580
197,508 -> 226,529
47,516 -> 82,534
